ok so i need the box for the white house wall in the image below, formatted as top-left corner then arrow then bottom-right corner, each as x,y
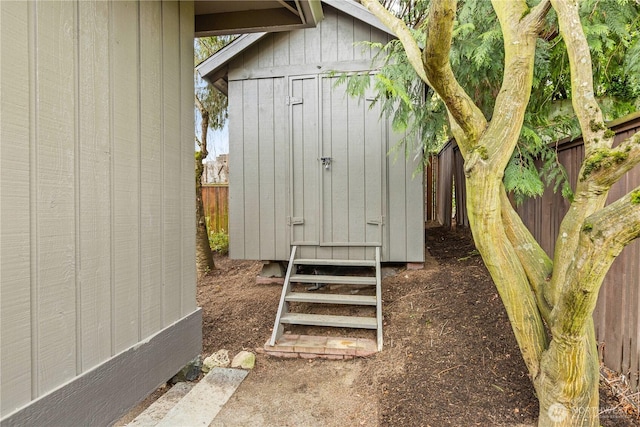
0,1 -> 199,424
227,5 -> 424,262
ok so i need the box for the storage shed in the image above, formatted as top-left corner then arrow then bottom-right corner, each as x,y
197,0 -> 425,265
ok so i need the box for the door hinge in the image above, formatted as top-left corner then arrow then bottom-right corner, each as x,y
287,216 -> 305,226
286,96 -> 303,105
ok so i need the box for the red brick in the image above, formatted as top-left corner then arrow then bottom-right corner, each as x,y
265,334 -> 299,353
294,335 -> 328,354
299,352 -> 320,359
324,337 -> 358,356
319,354 -> 345,360
266,351 -> 299,359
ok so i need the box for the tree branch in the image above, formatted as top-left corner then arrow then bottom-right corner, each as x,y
553,185 -> 640,337
361,0 -> 430,85
500,186 -> 553,323
483,0 -> 549,171
523,0 -> 552,29
423,0 -> 487,145
582,131 -> 640,188
550,0 -> 612,156
545,2 -> 613,307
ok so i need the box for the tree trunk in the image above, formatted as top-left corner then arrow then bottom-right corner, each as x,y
195,151 -> 215,276
466,168 -> 601,427
195,95 -> 215,277
535,326 -> 600,427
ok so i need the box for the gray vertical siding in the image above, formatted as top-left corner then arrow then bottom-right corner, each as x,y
0,0 -> 199,422
227,5 -> 424,262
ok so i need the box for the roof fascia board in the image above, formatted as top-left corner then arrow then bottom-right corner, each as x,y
301,0 -> 325,27
322,0 -> 394,37
196,33 -> 268,83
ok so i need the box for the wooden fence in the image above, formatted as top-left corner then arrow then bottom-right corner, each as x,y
431,113 -> 640,391
202,184 -> 229,234
433,140 -> 468,227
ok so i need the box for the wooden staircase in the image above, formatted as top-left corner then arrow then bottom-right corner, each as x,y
269,246 -> 383,352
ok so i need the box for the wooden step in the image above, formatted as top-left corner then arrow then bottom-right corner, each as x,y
279,313 -> 377,329
289,274 -> 376,285
294,258 -> 376,267
285,292 -> 376,305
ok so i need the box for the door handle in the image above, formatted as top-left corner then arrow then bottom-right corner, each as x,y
321,157 -> 332,169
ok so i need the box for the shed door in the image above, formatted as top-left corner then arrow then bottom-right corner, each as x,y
319,76 -> 384,246
289,75 -> 384,247
290,76 -> 320,245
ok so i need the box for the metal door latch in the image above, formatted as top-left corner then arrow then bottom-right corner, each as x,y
321,157 -> 332,169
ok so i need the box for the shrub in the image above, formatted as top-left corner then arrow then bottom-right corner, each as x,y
209,229 -> 229,255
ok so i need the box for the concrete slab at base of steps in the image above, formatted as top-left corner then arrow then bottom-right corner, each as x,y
127,368 -> 249,427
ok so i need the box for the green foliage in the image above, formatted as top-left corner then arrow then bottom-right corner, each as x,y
208,229 -> 229,255
631,190 -> 640,205
504,155 -> 545,205
195,36 -> 234,131
338,35 -> 448,166
350,0 -> 638,201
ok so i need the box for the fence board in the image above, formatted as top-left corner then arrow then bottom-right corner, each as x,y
435,113 -> 640,390
202,184 -> 229,234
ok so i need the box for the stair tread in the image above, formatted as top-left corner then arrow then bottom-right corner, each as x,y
294,258 -> 376,267
289,274 -> 376,285
285,292 -> 376,305
280,313 -> 377,329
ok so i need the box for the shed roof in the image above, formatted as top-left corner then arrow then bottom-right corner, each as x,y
196,0 -> 395,93
194,0 -> 324,37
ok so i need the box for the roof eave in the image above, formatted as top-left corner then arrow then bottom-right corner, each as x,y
194,0 -> 324,37
196,1 -> 395,87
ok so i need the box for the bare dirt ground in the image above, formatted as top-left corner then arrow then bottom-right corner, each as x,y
195,226 -> 639,427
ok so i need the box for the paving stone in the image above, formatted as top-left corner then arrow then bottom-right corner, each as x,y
264,335 -> 379,359
325,337 -> 359,356
155,368 -> 248,427
294,335 -> 327,353
126,383 -> 193,427
264,334 -> 298,353
355,338 -> 378,357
